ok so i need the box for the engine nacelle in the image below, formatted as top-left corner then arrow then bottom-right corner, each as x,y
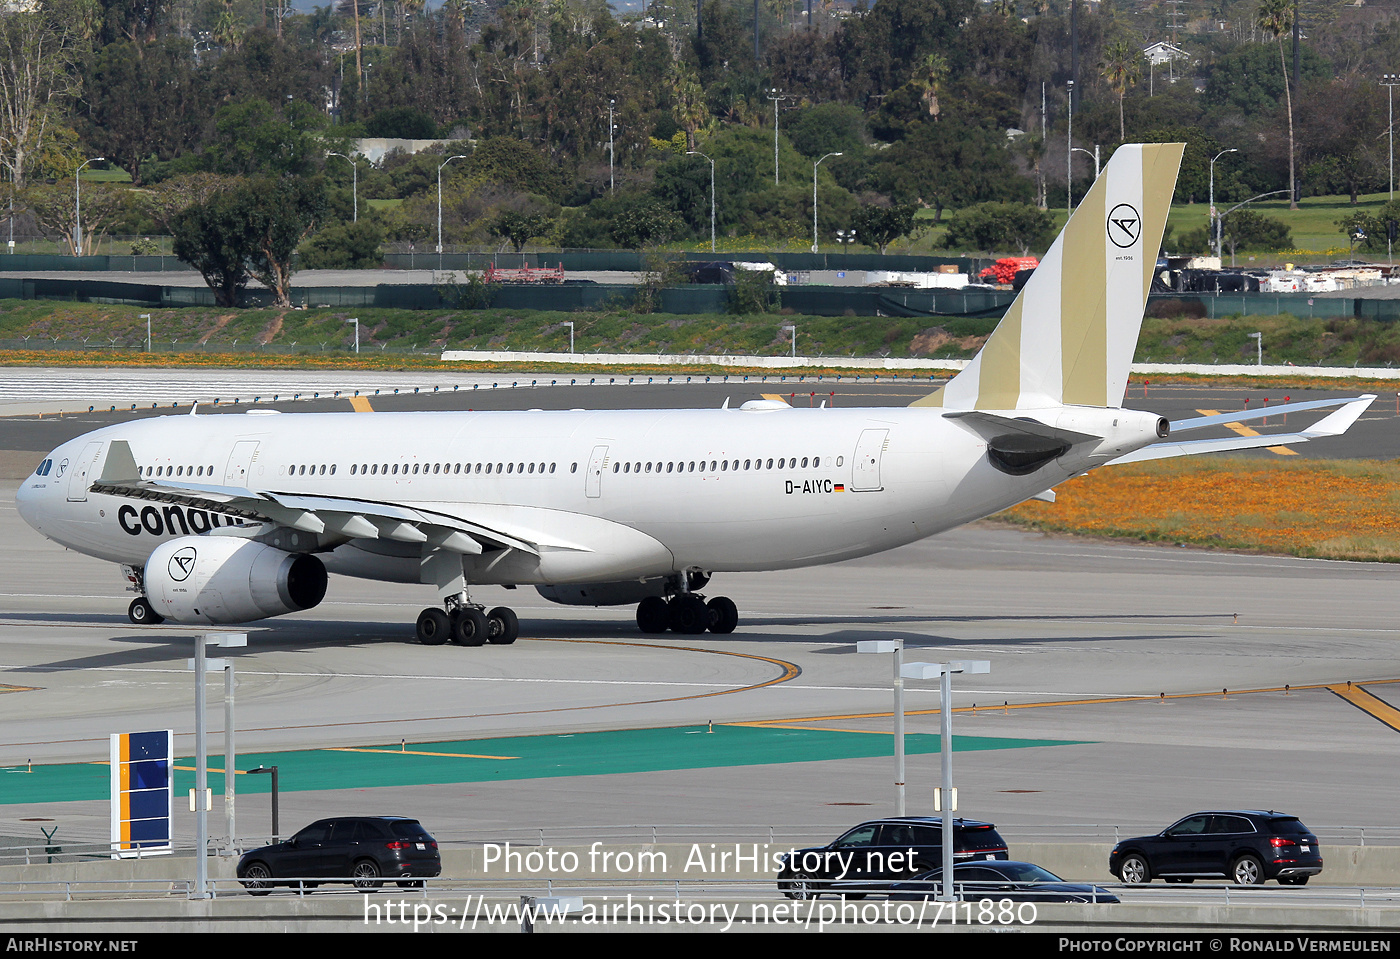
145,536 -> 327,625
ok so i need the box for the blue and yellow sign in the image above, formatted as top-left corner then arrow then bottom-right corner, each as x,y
109,730 -> 173,858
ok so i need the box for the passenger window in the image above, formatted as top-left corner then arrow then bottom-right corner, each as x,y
814,456 -> 820,467
613,463 -> 620,473
570,463 -> 577,473
802,457 -> 808,468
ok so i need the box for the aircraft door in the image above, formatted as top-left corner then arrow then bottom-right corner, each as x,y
851,429 -> 888,492
66,442 -> 105,502
585,445 -> 609,498
224,441 -> 260,486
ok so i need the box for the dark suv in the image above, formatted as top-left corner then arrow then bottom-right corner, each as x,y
777,817 -> 1009,899
1109,811 -> 1322,886
238,816 -> 441,894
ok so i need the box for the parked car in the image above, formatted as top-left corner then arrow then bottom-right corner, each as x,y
237,816 -> 441,894
887,860 -> 1120,903
776,817 -> 1008,900
1109,811 -> 1321,886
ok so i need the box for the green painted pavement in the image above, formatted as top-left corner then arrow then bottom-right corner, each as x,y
0,725 -> 1084,805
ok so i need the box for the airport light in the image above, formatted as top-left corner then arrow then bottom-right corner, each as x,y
608,99 -> 616,194
783,323 -> 796,359
327,152 -> 360,222
563,320 -> 574,354
74,157 -> 104,256
687,151 -> 716,253
186,632 -> 247,898
1209,148 -> 1238,259
1248,331 -> 1262,366
812,153 -> 842,253
436,154 -> 468,262
346,317 -> 359,353
856,639 -> 908,815
901,659 -> 990,902
141,313 -> 151,352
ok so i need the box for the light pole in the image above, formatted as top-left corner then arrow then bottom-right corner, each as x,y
346,317 -> 359,353
1066,79 -> 1074,212
687,150 -> 715,253
903,659 -> 990,902
187,632 -> 247,898
766,88 -> 786,185
608,98 -> 616,194
1209,148 -> 1238,259
437,154 -> 468,264
327,152 -> 359,222
782,323 -> 796,359
812,152 -> 842,253
247,766 -> 279,841
74,157 -> 105,256
1070,145 -> 1099,179
563,320 -> 574,354
1248,331 -> 1262,366
1383,75 -> 1400,201
141,313 -> 151,352
857,639 -> 907,815
836,228 -> 856,269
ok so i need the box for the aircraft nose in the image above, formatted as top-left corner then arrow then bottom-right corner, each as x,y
15,457 -> 50,531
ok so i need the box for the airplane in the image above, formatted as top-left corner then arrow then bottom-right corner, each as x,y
15,143 -> 1376,645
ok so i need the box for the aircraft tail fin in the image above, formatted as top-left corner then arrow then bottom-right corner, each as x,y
912,142 -> 1184,411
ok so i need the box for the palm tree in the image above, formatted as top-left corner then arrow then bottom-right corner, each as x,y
668,63 -> 709,153
1099,40 -> 1143,143
1257,0 -> 1297,209
916,54 -> 950,122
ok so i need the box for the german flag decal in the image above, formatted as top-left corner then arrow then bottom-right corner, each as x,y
834,484 -> 846,492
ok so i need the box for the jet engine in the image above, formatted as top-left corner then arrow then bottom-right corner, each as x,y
145,536 -> 327,625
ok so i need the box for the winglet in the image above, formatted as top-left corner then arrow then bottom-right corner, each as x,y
912,143 -> 1184,412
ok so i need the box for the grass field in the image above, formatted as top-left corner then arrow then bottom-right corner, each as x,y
997,457 -> 1400,563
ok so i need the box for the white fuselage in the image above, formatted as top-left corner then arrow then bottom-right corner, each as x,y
16,404 -> 1162,590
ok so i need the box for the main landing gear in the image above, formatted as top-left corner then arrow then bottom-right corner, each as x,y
415,595 -> 519,647
635,592 -> 739,635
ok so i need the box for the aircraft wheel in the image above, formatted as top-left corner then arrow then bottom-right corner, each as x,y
451,607 -> 488,647
706,596 -> 738,634
636,596 -> 669,634
669,594 -> 710,635
416,608 -> 450,645
486,607 -> 519,645
128,597 -> 164,626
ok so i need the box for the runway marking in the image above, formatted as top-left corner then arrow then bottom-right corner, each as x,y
735,677 -> 1400,728
349,395 -> 374,413
0,640 -> 801,749
1326,683 -> 1400,733
326,746 -> 519,760
1197,409 -> 1298,455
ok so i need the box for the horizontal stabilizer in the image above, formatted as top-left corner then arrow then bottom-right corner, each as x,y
1107,395 -> 1375,465
1170,395 -> 1377,433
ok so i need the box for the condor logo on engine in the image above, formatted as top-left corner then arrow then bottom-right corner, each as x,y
168,546 -> 197,582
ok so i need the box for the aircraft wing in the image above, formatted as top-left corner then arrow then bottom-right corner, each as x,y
1106,394 -> 1376,466
89,441 -> 545,556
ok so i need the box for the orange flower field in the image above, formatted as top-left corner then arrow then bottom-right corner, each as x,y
996,457 -> 1400,562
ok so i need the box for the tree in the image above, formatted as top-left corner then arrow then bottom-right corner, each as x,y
943,201 -> 1056,254
172,177 -> 327,307
0,0 -> 87,188
299,220 -> 385,269
1220,209 -> 1291,254
1099,40 -> 1143,143
850,202 -> 921,255
23,180 -> 129,255
82,39 -> 201,185
1257,0 -> 1298,210
488,210 -> 553,252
